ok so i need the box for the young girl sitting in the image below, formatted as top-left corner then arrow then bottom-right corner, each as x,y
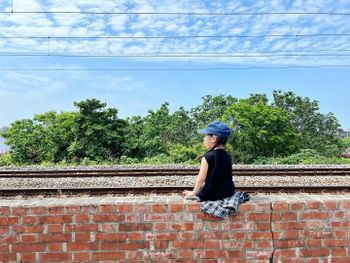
183,120 -> 249,218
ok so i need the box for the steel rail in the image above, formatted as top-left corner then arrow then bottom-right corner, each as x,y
0,186 -> 348,196
0,167 -> 350,177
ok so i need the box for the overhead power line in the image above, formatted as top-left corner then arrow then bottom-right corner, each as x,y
1,33 -> 350,39
0,65 -> 350,71
1,52 -> 350,58
2,10 -> 350,16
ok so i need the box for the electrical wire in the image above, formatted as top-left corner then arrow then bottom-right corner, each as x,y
0,65 -> 350,71
1,33 -> 350,39
2,11 -> 350,16
1,52 -> 350,58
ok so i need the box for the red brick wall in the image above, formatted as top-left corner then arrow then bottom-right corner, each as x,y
0,195 -> 349,262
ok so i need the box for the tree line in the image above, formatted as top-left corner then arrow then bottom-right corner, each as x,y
1,90 -> 349,166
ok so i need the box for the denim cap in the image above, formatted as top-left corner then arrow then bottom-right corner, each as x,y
197,120 -> 231,138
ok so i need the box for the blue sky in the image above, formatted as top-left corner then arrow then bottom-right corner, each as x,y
0,0 -> 350,129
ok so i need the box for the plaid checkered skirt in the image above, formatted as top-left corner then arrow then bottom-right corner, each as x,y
200,191 -> 250,218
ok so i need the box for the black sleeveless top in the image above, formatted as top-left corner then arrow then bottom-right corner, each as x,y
197,149 -> 235,201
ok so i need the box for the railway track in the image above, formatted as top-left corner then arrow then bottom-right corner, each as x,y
0,167 -> 350,177
0,167 -> 349,196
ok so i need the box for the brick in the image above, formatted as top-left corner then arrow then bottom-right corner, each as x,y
306,201 -> 322,209
124,214 -> 141,222
272,202 -> 288,211
152,204 -> 168,212
0,235 -> 18,244
170,223 -> 194,231
19,253 -> 37,262
306,239 -> 323,247
0,244 -> 9,252
22,216 -> 37,225
248,232 -> 272,240
75,233 -> 90,241
274,222 -> 305,230
144,213 -> 165,221
245,250 -> 273,259
280,212 -> 298,221
172,241 -> 203,249
300,211 -> 329,220
73,252 -> 90,261
145,232 -> 177,241
274,249 -> 297,258
187,203 -> 201,212
40,253 -> 71,262
73,214 -> 90,223
0,253 -> 16,261
222,241 -> 246,249
0,226 -> 8,235
48,206 -> 65,215
21,234 -> 36,243
177,249 -> 193,259
81,205 -> 98,213
304,230 -> 333,238
92,252 -> 125,261
239,203 -> 254,211
300,248 -> 329,257
255,223 -> 271,231
11,207 -> 27,216
339,200 -> 350,209
255,240 -> 273,249
275,240 -> 304,248
153,222 -> 167,231
95,233 -> 127,241
47,243 -> 62,251
47,224 -> 63,233
178,231 -> 195,240
99,204 -> 114,213
204,240 -> 221,249
0,207 -> 9,216
116,204 -> 133,213
12,243 -> 45,252
39,215 -> 71,224
0,216 -> 18,225
29,206 -> 45,215
134,204 -> 149,213
154,240 -> 170,250
247,213 -> 270,221
93,214 -> 123,222
324,201 -> 338,210
324,239 -> 350,247
119,223 -> 152,231
334,211 -> 347,219
144,251 -> 176,260
67,242 -> 98,251
330,248 -> 347,257
169,203 -> 184,212
74,224 -> 98,232
65,205 -> 81,214
290,202 -> 305,210
118,241 -> 150,250
125,251 -> 143,260
38,233 -> 71,243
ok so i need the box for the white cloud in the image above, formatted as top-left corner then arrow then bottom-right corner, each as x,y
0,0 -> 350,65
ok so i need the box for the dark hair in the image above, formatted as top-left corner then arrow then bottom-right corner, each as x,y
196,134 -> 228,161
215,136 -> 228,146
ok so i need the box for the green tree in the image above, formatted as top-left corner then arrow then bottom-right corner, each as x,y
223,96 -> 298,163
2,119 -> 55,164
69,99 -> 126,162
191,94 -> 237,128
273,90 -> 342,156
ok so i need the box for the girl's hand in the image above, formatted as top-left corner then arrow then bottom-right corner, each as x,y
182,190 -> 196,199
